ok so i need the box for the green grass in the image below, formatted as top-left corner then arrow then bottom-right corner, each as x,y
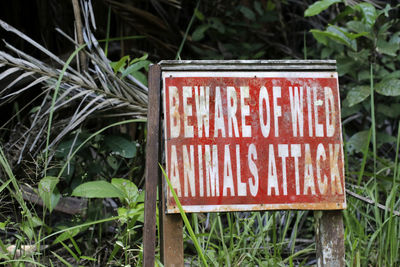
154,78 -> 400,265
1,9 -> 400,267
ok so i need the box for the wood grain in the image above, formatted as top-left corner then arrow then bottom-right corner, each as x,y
143,64 -> 161,267
315,210 -> 345,267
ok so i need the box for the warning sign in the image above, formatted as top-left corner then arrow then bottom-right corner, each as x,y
162,71 -> 346,213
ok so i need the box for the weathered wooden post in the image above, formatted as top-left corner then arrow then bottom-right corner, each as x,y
143,64 -> 161,267
144,60 -> 346,266
315,210 -> 345,266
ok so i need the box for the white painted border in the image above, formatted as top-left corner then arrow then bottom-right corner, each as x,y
162,71 -> 337,79
167,202 -> 347,213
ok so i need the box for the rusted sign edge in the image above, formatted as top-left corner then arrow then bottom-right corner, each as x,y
161,71 -> 338,78
159,60 -> 336,71
167,202 -> 346,214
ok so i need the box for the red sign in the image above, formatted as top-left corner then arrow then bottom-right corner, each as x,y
162,71 -> 346,213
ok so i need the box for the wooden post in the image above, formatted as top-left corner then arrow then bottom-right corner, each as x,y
157,70 -> 184,267
160,176 -> 184,266
315,210 -> 345,267
143,64 -> 161,267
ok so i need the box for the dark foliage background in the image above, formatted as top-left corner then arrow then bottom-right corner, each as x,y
0,0 -> 399,266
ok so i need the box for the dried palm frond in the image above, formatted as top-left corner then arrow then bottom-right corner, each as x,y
0,1 -> 148,166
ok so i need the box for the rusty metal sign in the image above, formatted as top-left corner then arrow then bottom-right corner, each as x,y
161,61 -> 346,213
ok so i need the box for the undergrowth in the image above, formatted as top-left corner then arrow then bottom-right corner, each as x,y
0,0 -> 399,266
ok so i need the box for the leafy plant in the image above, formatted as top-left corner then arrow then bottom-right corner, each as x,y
305,1 -> 400,266
38,176 -> 60,213
189,1 -> 280,59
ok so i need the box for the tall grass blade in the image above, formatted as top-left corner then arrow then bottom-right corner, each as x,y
357,128 -> 372,187
175,0 -> 200,60
44,44 -> 87,175
51,251 -> 73,267
159,164 -> 209,267
35,215 -> 122,245
60,240 -> 79,261
369,63 -> 376,177
394,121 -> 400,181
0,147 -> 34,232
0,259 -> 47,267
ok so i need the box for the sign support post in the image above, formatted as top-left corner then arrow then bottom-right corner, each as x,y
160,176 -> 184,266
144,60 -> 346,266
315,210 -> 345,266
143,64 -> 161,267
143,63 -> 184,267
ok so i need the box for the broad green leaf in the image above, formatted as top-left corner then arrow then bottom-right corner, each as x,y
254,1 -> 263,15
377,132 -> 397,146
304,0 -> 341,17
55,138 -> 84,158
31,216 -> 43,227
337,58 -> 356,76
342,31 -> 369,40
377,21 -> 392,38
71,181 -> 124,198
375,79 -> 400,96
137,189 -> 145,202
356,3 -> 377,27
389,32 -> 400,45
311,26 -> 357,51
321,47 -> 333,58
345,86 -> 370,107
21,223 -> 34,240
376,38 -> 399,56
129,53 -> 148,65
347,130 -> 369,153
117,206 -> 143,224
328,26 -> 357,50
106,156 -> 119,170
346,21 -> 371,36
194,9 -> 205,21
38,176 -> 60,212
135,203 -> 145,222
121,60 -> 151,79
347,49 -> 369,62
110,55 -> 130,73
385,70 -> 400,80
378,3 -> 391,17
130,71 -> 148,87
341,100 -> 360,118
310,30 -> 329,45
377,103 -> 400,118
104,135 -> 137,158
111,178 -> 138,204
357,70 -> 370,82
347,130 -> 396,154
239,6 -> 256,21
192,24 -> 209,41
266,0 -> 275,11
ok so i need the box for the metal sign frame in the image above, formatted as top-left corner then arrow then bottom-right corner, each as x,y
143,60 -> 345,267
